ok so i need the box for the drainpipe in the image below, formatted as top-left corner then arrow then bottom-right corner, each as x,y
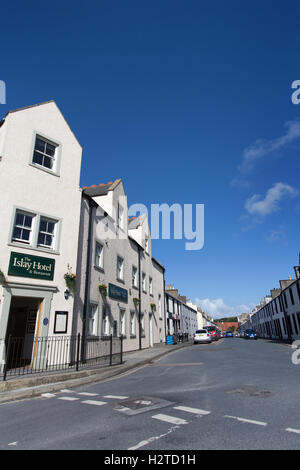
81,196 -> 97,361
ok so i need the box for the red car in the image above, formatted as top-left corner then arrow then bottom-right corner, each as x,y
204,326 -> 219,341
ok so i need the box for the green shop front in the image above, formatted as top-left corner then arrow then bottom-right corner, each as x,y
0,251 -> 57,372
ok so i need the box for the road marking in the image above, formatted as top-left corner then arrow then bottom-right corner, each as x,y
41,393 -> 56,398
8,442 -> 18,446
103,395 -> 129,399
60,389 -> 74,393
224,415 -> 267,426
152,414 -> 188,425
77,392 -> 99,396
286,427 -> 300,435
58,396 -> 80,401
173,406 -> 211,415
81,400 -> 107,406
128,425 -> 180,450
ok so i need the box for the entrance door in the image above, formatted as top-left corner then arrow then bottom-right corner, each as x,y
5,297 -> 42,369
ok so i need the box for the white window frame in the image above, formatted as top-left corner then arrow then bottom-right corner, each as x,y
10,207 -> 60,253
37,216 -> 57,249
130,311 -> 136,336
117,255 -> 124,281
117,203 -> 124,230
142,272 -> 146,293
87,303 -> 98,337
32,135 -> 59,173
149,277 -> 153,296
132,265 -> 138,288
158,294 -> 162,319
120,308 -> 126,336
95,241 -> 104,269
12,210 -> 35,245
102,306 -> 110,336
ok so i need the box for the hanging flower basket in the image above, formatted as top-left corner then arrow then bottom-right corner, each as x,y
150,303 -> 156,312
99,283 -> 108,298
64,269 -> 76,295
133,297 -> 140,308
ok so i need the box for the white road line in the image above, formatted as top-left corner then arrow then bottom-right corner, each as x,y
81,400 -> 107,406
77,392 -> 99,396
152,414 -> 188,425
103,395 -> 129,399
128,425 -> 180,450
41,393 -> 56,398
286,427 -> 300,435
173,406 -> 211,416
58,396 -> 80,401
224,415 -> 267,426
60,389 -> 74,393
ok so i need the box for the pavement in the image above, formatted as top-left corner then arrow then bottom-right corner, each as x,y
0,340 -> 193,404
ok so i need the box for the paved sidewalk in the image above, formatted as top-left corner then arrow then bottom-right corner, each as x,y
0,341 -> 193,404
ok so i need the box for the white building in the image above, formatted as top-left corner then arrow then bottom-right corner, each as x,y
0,101 -> 82,371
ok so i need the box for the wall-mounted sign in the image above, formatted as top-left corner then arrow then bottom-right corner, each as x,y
108,283 -> 128,303
54,311 -> 68,334
8,252 -> 55,281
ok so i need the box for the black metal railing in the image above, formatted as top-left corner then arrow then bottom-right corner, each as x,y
1,334 -> 123,381
172,332 -> 189,344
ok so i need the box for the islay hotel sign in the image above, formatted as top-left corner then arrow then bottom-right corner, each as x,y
8,252 -> 55,281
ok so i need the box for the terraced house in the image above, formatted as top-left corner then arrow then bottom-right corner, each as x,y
240,265 -> 300,342
73,179 -> 166,354
0,101 -> 82,372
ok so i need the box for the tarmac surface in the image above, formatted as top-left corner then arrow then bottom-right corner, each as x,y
0,341 -> 193,404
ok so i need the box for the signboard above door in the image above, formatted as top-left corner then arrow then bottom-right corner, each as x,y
8,251 -> 55,281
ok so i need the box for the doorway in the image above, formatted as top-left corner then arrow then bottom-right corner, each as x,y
5,296 -> 42,369
149,313 -> 153,347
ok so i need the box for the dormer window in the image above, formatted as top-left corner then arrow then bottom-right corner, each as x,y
32,135 -> 58,172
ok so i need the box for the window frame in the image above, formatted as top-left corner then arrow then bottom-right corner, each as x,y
9,206 -> 61,254
30,132 -> 62,177
87,302 -> 99,337
94,240 -> 104,270
116,255 -> 124,282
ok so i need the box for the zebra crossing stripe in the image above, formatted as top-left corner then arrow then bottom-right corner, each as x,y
81,400 -> 107,406
152,414 -> 188,425
173,406 -> 211,415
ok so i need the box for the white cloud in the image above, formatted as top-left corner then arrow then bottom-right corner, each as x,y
244,182 -> 297,217
239,119 -> 300,175
231,119 -> 300,188
195,297 -> 253,319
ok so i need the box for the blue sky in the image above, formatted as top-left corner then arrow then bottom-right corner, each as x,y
1,0 -> 300,317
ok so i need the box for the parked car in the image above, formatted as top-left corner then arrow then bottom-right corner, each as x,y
204,326 -> 219,341
194,329 -> 212,344
243,329 -> 257,340
225,331 -> 234,337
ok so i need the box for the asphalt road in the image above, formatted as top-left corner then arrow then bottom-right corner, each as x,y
0,337 -> 300,451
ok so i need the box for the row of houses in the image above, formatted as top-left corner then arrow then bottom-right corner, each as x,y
239,265 -> 300,342
0,101 -> 214,372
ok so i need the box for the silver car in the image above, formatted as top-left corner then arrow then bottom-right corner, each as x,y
193,329 -> 212,344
